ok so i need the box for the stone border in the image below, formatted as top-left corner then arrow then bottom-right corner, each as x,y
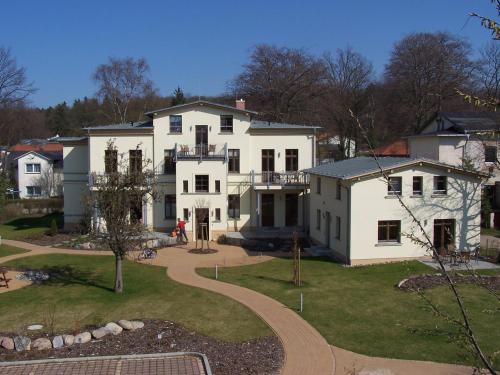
0,351 -> 213,375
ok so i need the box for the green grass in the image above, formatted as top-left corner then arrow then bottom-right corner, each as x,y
0,245 -> 29,257
198,259 -> 500,367
0,213 -> 63,239
0,254 -> 270,342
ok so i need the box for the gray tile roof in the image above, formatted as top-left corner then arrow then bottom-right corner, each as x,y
250,120 -> 321,130
145,100 -> 258,116
304,156 -> 481,180
442,112 -> 499,133
56,136 -> 88,142
84,121 -> 153,131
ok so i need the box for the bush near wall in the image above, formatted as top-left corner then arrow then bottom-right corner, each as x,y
1,198 -> 63,223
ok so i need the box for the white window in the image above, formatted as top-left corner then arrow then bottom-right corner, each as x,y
388,177 -> 402,196
26,163 -> 41,174
27,186 -> 41,197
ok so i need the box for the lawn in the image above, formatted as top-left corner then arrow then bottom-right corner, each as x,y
481,227 -> 500,238
198,258 -> 500,367
0,245 -> 29,257
0,213 -> 63,240
0,254 -> 270,342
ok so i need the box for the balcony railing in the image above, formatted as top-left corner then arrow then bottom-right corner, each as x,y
251,170 -> 309,188
174,143 -> 227,161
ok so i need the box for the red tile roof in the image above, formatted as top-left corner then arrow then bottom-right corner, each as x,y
374,139 -> 409,157
8,143 -> 62,153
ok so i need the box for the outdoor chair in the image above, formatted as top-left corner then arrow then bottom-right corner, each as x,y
471,247 -> 480,263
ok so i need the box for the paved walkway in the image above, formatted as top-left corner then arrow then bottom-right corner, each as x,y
0,240 -> 482,375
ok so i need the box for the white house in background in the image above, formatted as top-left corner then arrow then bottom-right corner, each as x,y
306,157 -> 483,265
7,142 -> 63,199
61,100 -> 319,239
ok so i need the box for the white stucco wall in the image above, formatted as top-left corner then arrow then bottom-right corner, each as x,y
16,153 -> 56,199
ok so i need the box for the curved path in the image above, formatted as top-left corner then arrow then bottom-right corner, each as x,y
0,240 -> 478,375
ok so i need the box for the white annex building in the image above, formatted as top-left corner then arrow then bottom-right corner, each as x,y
61,100 -> 318,239
306,157 -> 483,265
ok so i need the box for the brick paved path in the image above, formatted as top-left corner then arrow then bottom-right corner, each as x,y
0,354 -> 207,375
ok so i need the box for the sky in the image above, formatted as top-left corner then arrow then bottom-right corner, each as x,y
1,0 -> 497,108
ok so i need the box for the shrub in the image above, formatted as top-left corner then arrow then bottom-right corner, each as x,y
217,234 -> 228,244
47,218 -> 59,236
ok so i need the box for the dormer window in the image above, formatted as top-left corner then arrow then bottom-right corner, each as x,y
220,115 -> 233,133
170,115 -> 182,133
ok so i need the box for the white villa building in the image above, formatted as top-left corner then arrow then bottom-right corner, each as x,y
61,100 -> 318,239
306,157 -> 483,265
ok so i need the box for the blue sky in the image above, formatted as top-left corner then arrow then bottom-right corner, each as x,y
1,0 -> 496,108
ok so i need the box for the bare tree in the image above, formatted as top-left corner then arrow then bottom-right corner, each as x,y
477,41 -> 500,101
384,32 -> 475,134
34,166 -> 62,197
0,47 -> 36,107
88,141 -> 158,293
93,57 -> 156,124
321,47 -> 374,157
229,44 -> 325,123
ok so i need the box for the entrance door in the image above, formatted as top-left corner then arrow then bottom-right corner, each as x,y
285,194 -> 298,226
195,208 -> 209,240
195,125 -> 208,156
433,219 -> 455,251
261,149 -> 275,183
261,194 -> 274,227
325,211 -> 331,248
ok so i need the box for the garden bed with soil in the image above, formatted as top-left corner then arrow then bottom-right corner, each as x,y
24,232 -> 80,246
398,273 -> 500,292
0,319 -> 284,375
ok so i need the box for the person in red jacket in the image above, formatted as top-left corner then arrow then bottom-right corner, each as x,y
177,218 -> 188,243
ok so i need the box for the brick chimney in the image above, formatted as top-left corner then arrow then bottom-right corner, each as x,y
235,99 -> 246,110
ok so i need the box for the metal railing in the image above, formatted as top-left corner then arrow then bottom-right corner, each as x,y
174,143 -> 227,161
250,170 -> 309,187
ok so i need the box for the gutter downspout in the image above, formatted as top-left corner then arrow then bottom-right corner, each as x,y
346,184 -> 351,266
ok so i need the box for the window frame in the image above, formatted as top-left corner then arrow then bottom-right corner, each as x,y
412,176 -> 423,196
25,163 -> 41,174
335,216 -> 341,240
378,220 -> 401,243
104,150 -> 118,173
485,145 -> 497,163
215,208 -> 221,221
433,176 -> 447,195
387,176 -> 402,196
164,149 -> 176,174
195,175 -> 209,193
215,180 -> 221,193
285,149 -> 298,172
316,209 -> 321,230
183,208 -> 189,221
26,185 -> 42,197
228,194 -> 240,219
164,194 -> 176,219
220,115 -> 233,133
183,180 -> 188,193
129,149 -> 142,174
316,177 -> 321,194
228,149 -> 240,173
169,115 -> 182,133
336,181 -> 341,200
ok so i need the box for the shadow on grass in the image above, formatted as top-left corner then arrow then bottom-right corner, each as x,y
4,213 -> 63,232
244,273 -> 311,288
18,265 -> 113,292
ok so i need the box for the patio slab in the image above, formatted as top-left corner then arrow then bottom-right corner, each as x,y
0,353 -> 210,375
419,259 -> 500,271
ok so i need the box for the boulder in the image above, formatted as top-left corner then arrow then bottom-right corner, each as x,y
1,337 -> 14,350
14,336 -> 31,351
27,324 -> 43,331
63,334 -> 74,346
74,332 -> 91,344
104,322 -> 123,335
52,335 -> 64,349
117,320 -> 134,330
32,338 -> 52,350
80,242 -> 91,250
91,327 -> 110,339
130,321 -> 145,330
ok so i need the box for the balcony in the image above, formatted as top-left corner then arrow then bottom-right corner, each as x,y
174,143 -> 227,161
251,170 -> 309,190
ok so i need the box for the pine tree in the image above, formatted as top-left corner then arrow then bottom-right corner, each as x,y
171,86 -> 186,106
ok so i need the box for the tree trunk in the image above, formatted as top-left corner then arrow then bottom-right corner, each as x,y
114,255 -> 123,293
